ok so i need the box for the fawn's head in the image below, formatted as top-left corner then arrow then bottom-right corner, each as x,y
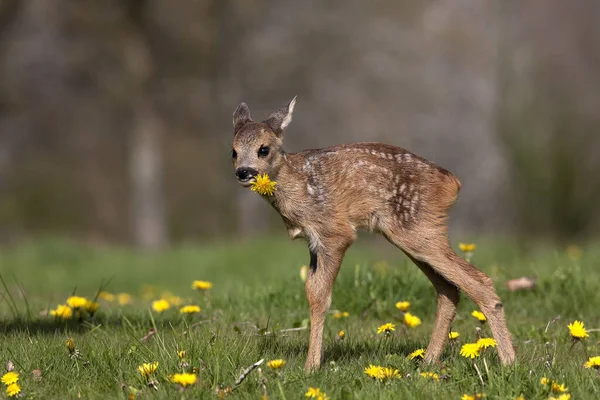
231,97 -> 296,186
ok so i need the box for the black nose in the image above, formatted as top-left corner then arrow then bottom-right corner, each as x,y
236,167 -> 258,181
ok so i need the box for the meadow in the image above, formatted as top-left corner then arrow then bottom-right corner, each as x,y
0,237 -> 599,399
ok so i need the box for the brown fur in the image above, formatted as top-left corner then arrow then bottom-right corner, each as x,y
231,98 -> 516,372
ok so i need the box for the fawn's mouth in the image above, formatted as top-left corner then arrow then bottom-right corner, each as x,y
237,176 -> 256,187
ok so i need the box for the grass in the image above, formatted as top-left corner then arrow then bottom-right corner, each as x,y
0,236 -> 599,399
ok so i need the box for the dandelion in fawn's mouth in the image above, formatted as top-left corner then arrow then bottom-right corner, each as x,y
170,373 -> 197,387
568,320 -> 588,340
404,312 -> 422,328
476,338 -> 497,349
377,322 -> 396,335
395,301 -> 410,311
138,362 -> 158,379
1,372 -> 19,385
585,356 -> 600,369
250,173 -> 277,196
192,280 -> 213,291
460,343 -> 481,359
333,311 -> 349,319
420,372 -> 439,381
266,359 -> 286,370
471,310 -> 487,323
152,299 -> 170,313
66,296 -> 88,309
50,304 -> 73,319
449,331 -> 460,340
180,305 -> 201,314
408,348 -> 425,360
6,383 -> 20,397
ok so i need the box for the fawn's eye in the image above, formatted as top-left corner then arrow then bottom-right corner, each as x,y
231,149 -> 237,159
258,145 -> 270,157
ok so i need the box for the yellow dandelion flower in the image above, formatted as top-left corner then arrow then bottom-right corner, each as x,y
380,367 -> 401,380
84,300 -> 99,314
540,377 -> 550,386
66,296 -> 88,309
514,395 -> 525,400
305,387 -> 328,398
98,291 -> 115,302
449,331 -> 460,340
476,338 -> 497,349
460,343 -> 481,359
170,373 -> 197,387
404,312 -> 422,328
568,320 -> 588,339
192,280 -> 213,291
395,301 -> 410,311
462,395 -> 486,400
550,382 -> 568,393
266,359 -> 286,369
420,371 -> 439,381
180,305 -> 201,314
152,299 -> 170,313
178,350 -> 186,359
6,383 -> 20,397
471,310 -> 486,322
66,338 -> 75,353
548,394 -> 571,400
300,265 -> 308,281
1,372 -> 19,385
50,304 -> 73,319
408,348 -> 425,360
338,330 -> 345,340
250,173 -> 277,196
364,364 -> 384,379
585,355 -> 600,369
459,243 -> 476,252
118,293 -> 132,305
333,311 -> 350,319
137,362 -> 158,378
377,322 -> 396,335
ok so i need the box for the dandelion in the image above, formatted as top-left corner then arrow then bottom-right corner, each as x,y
118,293 -> 132,305
84,300 -> 99,315
408,348 -> 425,360
170,373 -> 197,387
513,395 -> 525,400
548,395 -> 571,400
66,338 -> 75,353
395,301 -> 410,311
98,291 -> 115,302
6,383 -> 20,397
1,372 -> 19,386
180,305 -> 201,314
178,350 -> 186,359
377,322 -> 396,335
338,330 -> 345,340
404,312 -> 422,328
305,387 -> 329,399
250,173 -> 277,196
266,359 -> 286,370
459,243 -> 476,253
540,377 -> 550,386
550,382 -> 568,393
461,394 -> 486,400
300,265 -> 308,281
192,280 -> 213,291
420,372 -> 439,381
471,310 -> 487,322
364,365 -> 384,379
568,320 -> 588,339
152,299 -> 170,313
333,311 -> 350,319
460,343 -> 481,359
379,367 -> 401,380
585,356 -> 600,369
449,331 -> 460,340
66,296 -> 88,309
476,338 -> 497,349
138,362 -> 158,378
50,304 -> 73,319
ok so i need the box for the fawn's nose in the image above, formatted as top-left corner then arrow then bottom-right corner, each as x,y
236,167 -> 258,181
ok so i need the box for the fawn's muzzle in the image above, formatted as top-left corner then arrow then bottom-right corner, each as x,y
236,167 -> 258,182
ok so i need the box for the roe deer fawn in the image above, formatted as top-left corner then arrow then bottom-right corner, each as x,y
231,97 -> 516,372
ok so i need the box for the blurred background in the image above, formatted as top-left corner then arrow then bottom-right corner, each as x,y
0,0 -> 599,249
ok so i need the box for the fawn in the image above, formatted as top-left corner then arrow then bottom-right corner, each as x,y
231,97 -> 516,372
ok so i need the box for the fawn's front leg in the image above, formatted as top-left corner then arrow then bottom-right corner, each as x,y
304,241 -> 348,372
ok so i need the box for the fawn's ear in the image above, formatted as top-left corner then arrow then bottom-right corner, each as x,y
264,96 -> 296,137
233,102 -> 252,133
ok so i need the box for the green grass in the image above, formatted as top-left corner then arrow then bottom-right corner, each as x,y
1,237 -> 599,399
